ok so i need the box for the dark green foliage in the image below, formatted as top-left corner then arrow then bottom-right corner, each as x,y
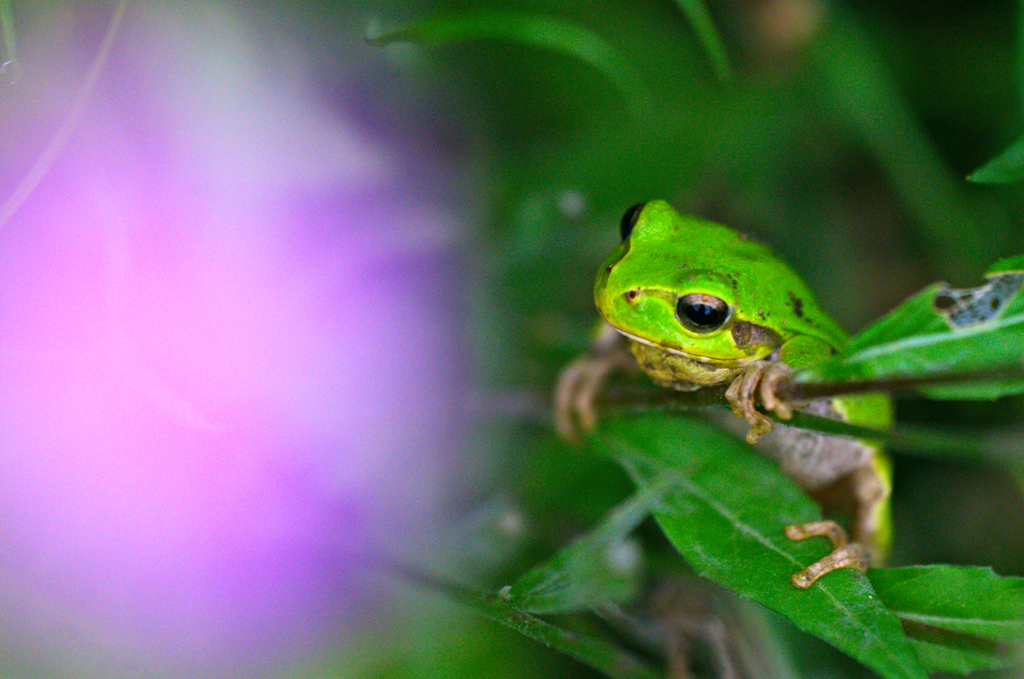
361,1 -> 1024,677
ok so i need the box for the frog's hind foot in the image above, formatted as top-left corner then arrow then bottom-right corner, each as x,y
785,520 -> 869,589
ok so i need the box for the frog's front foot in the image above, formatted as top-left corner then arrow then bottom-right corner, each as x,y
724,360 -> 799,444
785,521 -> 869,588
553,325 -> 635,441
724,360 -> 802,446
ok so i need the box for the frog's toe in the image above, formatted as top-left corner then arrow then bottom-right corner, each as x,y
725,368 -> 755,418
553,359 -> 592,441
759,362 -> 797,420
790,543 -> 869,588
553,361 -> 583,438
573,375 -> 602,433
744,415 -> 775,444
725,368 -> 777,443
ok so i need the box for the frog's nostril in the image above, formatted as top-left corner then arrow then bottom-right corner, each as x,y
624,289 -> 639,302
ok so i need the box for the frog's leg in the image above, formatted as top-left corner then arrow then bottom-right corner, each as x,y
785,458 -> 890,588
553,323 -> 637,440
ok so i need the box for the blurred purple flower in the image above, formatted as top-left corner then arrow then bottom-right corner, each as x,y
0,3 -> 465,676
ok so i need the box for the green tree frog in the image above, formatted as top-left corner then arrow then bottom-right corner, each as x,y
555,200 -> 892,588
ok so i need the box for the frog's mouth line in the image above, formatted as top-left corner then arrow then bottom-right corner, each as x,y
607,324 -> 753,369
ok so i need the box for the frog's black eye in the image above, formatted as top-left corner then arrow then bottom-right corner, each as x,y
619,203 -> 645,241
677,294 -> 730,333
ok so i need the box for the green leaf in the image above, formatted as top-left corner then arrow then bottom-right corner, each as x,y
796,255 -> 1024,400
870,566 -> 1024,639
968,134 -> 1024,183
592,414 -> 927,679
415,573 -> 662,679
669,0 -> 733,82
366,11 -> 653,118
504,486 -> 662,614
869,565 -> 1024,672
906,637 -> 1018,674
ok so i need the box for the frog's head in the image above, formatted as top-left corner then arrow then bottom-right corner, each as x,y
595,200 -> 791,368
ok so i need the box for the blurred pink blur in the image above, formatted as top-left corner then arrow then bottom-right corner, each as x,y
0,3 -> 465,676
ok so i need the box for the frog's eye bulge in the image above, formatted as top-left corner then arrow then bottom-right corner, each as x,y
676,293 -> 730,332
619,203 -> 645,240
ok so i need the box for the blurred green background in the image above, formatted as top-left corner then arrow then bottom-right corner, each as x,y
302,0 -> 1024,676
